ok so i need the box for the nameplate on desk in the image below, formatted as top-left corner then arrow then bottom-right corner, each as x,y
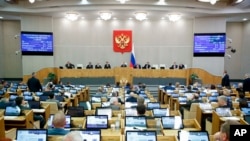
32,109 -> 45,113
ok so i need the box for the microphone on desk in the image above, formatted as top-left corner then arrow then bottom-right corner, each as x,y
29,121 -> 39,129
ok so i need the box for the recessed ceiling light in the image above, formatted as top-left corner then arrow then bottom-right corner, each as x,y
243,18 -> 248,21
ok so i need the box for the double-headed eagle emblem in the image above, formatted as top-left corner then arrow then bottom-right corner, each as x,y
115,33 -> 130,49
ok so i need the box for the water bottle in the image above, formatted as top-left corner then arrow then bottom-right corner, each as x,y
156,118 -> 161,134
115,117 -> 120,130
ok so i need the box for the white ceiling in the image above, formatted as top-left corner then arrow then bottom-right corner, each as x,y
0,0 -> 250,22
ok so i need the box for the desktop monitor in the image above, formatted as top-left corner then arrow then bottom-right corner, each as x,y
28,101 -> 41,109
67,106 -> 84,117
23,91 -> 32,96
126,131 -> 157,141
86,115 -> 108,129
178,130 -> 210,141
48,114 -> 71,128
70,129 -> 101,141
161,116 -> 184,129
5,106 -> 21,116
153,108 -> 169,118
95,107 -> 112,119
16,129 -> 48,141
147,102 -> 160,110
215,107 -> 232,117
125,116 -> 147,128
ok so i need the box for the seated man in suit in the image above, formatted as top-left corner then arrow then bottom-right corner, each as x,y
143,62 -> 151,69
48,111 -> 70,135
109,97 -> 120,110
104,61 -> 111,69
95,63 -> 102,69
86,62 -> 93,69
46,93 -> 62,109
120,62 -> 127,67
65,61 -> 75,69
15,96 -> 45,128
178,64 -> 185,69
169,62 -> 178,69
133,63 -> 141,69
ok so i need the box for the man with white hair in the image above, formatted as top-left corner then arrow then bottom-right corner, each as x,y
63,131 -> 82,141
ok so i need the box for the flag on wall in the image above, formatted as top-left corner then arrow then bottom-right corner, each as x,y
113,30 -> 132,54
130,43 -> 136,68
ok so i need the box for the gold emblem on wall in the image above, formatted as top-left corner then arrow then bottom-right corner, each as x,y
115,33 -> 130,49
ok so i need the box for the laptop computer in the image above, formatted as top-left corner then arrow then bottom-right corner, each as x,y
86,115 -> 108,129
153,108 -> 169,118
16,129 -> 48,141
125,108 -> 137,116
125,116 -> 147,128
48,114 -> 71,128
208,96 -> 218,102
67,106 -> 84,117
216,107 -> 232,117
95,107 -> 112,119
28,101 -> 41,109
241,108 -> 250,115
5,106 -> 21,116
24,95 -> 34,101
178,96 -> 188,104
70,129 -> 101,141
126,131 -> 157,141
147,102 -> 160,110
178,130 -> 210,141
161,116 -> 184,129
91,96 -> 102,103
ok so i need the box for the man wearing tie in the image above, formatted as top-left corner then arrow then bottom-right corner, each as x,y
170,62 -> 178,69
104,61 -> 111,69
143,62 -> 151,69
86,62 -> 93,69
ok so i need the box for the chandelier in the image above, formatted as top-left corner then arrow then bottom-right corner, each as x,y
168,13 -> 182,22
65,11 -> 80,21
134,12 -> 147,21
99,12 -> 112,20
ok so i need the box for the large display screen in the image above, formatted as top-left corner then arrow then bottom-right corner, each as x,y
193,33 -> 226,57
21,31 -> 53,55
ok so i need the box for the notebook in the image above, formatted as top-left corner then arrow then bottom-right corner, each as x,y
86,115 -> 108,129
216,107 -> 232,117
125,108 -> 137,116
28,101 -> 41,109
178,96 -> 187,104
147,102 -> 160,110
161,116 -> 184,129
48,114 -> 71,128
16,129 -> 47,141
153,108 -> 169,118
95,107 -> 112,119
69,89 -> 77,94
91,96 -> 102,103
178,130 -> 210,141
126,131 -> 157,141
67,106 -> 84,117
241,108 -> 250,115
125,116 -> 147,128
5,106 -> 21,116
70,129 -> 101,141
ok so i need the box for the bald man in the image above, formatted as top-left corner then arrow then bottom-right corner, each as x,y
48,111 -> 70,135
63,131 -> 82,141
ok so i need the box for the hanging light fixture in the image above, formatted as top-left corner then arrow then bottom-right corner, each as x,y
99,12 -> 112,20
134,12 -> 147,21
65,11 -> 80,21
168,13 -> 182,22
29,0 -> 35,3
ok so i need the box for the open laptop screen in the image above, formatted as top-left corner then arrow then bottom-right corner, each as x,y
86,115 -> 108,129
178,130 -> 210,141
67,107 -> 84,117
126,131 -> 157,141
24,95 -> 33,101
5,106 -> 21,116
178,96 -> 187,104
147,102 -> 160,110
16,129 -> 48,141
28,101 -> 40,109
153,108 -> 169,118
70,129 -> 101,141
95,107 -> 112,119
48,114 -> 71,128
162,116 -> 184,129
244,115 -> 250,124
125,116 -> 147,128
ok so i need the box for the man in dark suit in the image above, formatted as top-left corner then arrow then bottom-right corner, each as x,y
27,72 -> 43,92
120,62 -> 127,67
143,62 -> 151,69
221,70 -> 230,88
178,64 -> 185,69
243,73 -> 250,92
134,63 -> 141,69
65,61 -> 75,69
104,61 -> 111,69
86,62 -> 93,69
95,63 -> 102,69
169,62 -> 178,69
